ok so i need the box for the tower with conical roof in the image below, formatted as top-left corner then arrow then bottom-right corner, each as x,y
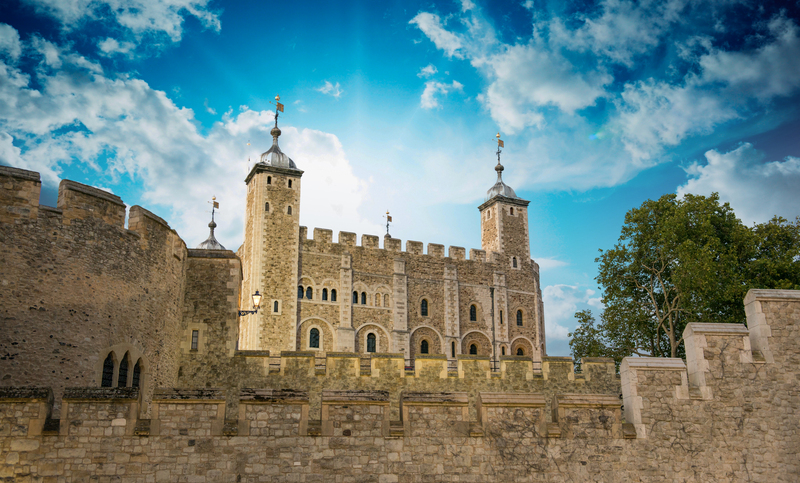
238,97 -> 304,352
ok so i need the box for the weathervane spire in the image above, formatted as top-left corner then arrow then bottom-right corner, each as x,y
495,133 -> 505,182
269,95 -> 285,145
385,210 -> 393,238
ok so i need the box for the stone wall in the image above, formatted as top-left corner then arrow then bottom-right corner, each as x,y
1,289 -> 797,482
0,167 -> 188,417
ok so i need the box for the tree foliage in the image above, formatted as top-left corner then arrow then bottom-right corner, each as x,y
570,193 -> 800,363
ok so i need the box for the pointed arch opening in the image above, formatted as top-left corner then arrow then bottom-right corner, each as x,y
132,359 -> 142,388
118,352 -> 129,387
101,352 -> 114,387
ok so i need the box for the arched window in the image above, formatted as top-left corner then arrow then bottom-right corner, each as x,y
361,292 -> 366,305
451,341 -> 456,358
517,348 -> 524,356
501,346 -> 506,355
384,294 -> 389,307
298,286 -> 304,299
420,299 -> 428,317
322,288 -> 328,301
516,310 -> 523,326
306,287 -> 313,299
512,257 -> 517,268
118,353 -> 129,387
469,344 -> 477,355
469,305 -> 477,321
309,328 -> 320,349
331,289 -> 337,302
101,353 -> 114,387
510,207 -> 514,215
265,202 -> 270,212
273,300 -> 279,313
267,176 -> 272,184
353,291 -> 358,304
287,206 -> 292,215
132,359 -> 142,388
421,340 -> 429,354
288,179 -> 293,188
367,333 -> 376,353
375,293 -> 381,306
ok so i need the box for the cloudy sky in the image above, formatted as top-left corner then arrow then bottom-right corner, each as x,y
1,0 -> 799,356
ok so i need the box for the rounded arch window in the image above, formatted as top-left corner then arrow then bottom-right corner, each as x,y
451,341 -> 456,358
309,328 -> 320,349
469,344 -> 478,355
501,346 -> 506,355
361,292 -> 367,305
420,299 -> 428,317
287,206 -> 292,215
352,291 -> 358,303
516,347 -> 525,356
265,202 -> 270,212
510,207 -> 514,215
367,333 -> 376,353
331,289 -> 337,302
516,310 -> 523,326
384,294 -> 389,307
375,293 -> 381,306
273,300 -> 279,313
512,257 -> 517,268
298,286 -> 304,299
420,340 -> 429,354
306,287 -> 313,299
322,288 -> 328,301
469,305 -> 477,321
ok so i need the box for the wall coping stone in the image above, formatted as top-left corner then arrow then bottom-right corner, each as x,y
0,165 -> 41,182
239,388 -> 308,403
745,288 -> 800,304
415,354 -> 447,360
0,386 -> 52,401
457,354 -> 491,361
131,205 -> 171,228
582,357 -> 615,364
555,394 -> 621,408
152,388 -> 224,401
621,357 -> 686,371
543,356 -> 573,362
498,355 -> 532,362
479,392 -> 545,407
234,350 -> 271,357
60,179 -> 124,206
188,249 -> 238,259
281,351 -> 317,357
322,390 -> 390,403
401,392 -> 469,405
684,322 -> 749,336
326,352 -> 361,359
371,353 -> 404,359
63,387 -> 139,401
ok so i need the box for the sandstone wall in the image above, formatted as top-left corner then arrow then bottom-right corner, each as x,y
1,289 -> 797,482
0,167 -> 187,417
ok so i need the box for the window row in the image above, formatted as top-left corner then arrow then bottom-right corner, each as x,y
101,351 -> 143,388
265,176 -> 293,188
264,202 -> 293,215
352,291 -> 390,307
298,286 -> 338,302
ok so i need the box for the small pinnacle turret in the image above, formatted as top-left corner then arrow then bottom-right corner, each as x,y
485,133 -> 520,201
197,196 -> 226,250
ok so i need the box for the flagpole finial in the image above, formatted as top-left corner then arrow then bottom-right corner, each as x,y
385,210 -> 392,238
495,133 -> 505,181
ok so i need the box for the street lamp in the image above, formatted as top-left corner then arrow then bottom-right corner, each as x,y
239,291 -> 263,316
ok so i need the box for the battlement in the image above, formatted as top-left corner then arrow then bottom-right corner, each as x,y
299,225 -> 522,265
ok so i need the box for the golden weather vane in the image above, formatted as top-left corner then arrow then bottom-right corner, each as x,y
270,94 -> 285,127
496,132 -> 505,163
208,196 -> 220,222
385,210 -> 392,237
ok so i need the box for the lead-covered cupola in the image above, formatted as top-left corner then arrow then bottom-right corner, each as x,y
258,126 -> 298,170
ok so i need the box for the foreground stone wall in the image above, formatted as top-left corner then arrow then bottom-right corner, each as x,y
1,289 -> 797,482
0,167 -> 188,417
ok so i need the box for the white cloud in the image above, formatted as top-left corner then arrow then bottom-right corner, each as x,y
0,24 -> 22,61
417,64 -> 438,78
98,38 -> 136,56
420,80 -> 463,109
23,0 -> 220,42
460,0 -> 476,12
0,35 -> 376,251
542,284 -> 603,341
203,98 -> 216,115
316,81 -> 343,98
409,13 -> 465,59
677,143 -> 800,225
534,257 -> 568,271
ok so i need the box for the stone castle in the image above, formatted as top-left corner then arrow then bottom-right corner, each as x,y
0,125 -> 798,482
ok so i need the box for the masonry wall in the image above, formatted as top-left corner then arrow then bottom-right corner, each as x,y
0,167 -> 188,417
1,289 -> 798,482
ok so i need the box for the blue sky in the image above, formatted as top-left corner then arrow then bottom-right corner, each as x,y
1,0 -> 799,356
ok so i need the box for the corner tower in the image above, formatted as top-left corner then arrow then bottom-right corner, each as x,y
477,138 -> 530,262
239,115 -> 303,353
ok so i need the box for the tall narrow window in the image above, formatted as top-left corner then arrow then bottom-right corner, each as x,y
353,291 -> 358,303
375,293 -> 381,306
132,359 -> 142,388
451,341 -> 456,358
267,176 -> 272,184
510,207 -> 514,215
501,346 -> 506,355
298,286 -> 304,299
273,300 -> 279,313
500,310 -> 504,324
306,287 -> 313,299
384,294 -> 389,307
512,257 -> 517,268
118,353 -> 129,387
322,288 -> 328,301
469,305 -> 477,321
516,310 -> 523,327
421,299 -> 428,317
288,179 -> 292,188
310,328 -> 320,349
517,348 -> 524,356
191,330 -> 199,350
421,340 -> 429,354
331,289 -> 337,302
287,206 -> 292,215
361,292 -> 366,305
469,344 -> 477,355
265,202 -> 270,212
367,333 -> 376,353
101,353 -> 114,387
